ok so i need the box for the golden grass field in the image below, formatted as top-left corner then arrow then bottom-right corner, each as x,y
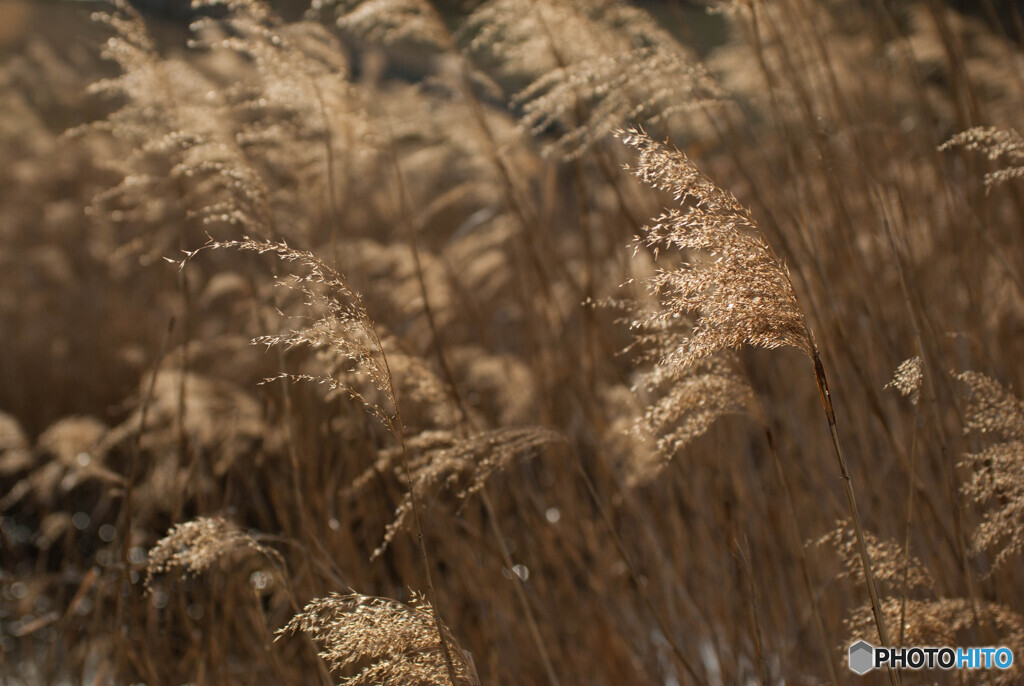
2,1 -> 1024,684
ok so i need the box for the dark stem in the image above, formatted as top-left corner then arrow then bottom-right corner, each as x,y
811,350 -> 899,686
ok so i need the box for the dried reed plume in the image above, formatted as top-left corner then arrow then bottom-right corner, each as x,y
146,516 -> 283,586
355,426 -> 563,558
617,128 -> 813,367
817,519 -> 934,594
463,0 -> 672,82
627,342 -> 758,487
10,1 -> 1024,684
942,127 -> 1024,189
329,0 -> 451,49
182,235 -> 478,684
515,47 -> 725,159
957,371 -> 1024,570
619,127 -> 898,678
605,296 -> 746,487
279,591 -> 480,686
181,236 -> 398,428
886,356 -> 924,406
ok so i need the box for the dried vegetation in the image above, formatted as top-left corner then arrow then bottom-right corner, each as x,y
3,0 -> 1024,684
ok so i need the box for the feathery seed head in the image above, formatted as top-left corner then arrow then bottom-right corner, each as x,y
941,127 -> 1024,189
886,356 -> 924,405
279,591 -> 480,685
146,516 -> 283,589
618,128 -> 813,369
957,371 -> 1024,570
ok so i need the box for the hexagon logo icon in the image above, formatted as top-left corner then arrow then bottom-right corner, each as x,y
848,640 -> 874,675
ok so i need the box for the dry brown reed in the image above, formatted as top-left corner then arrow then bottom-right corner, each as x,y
280,591 -> 480,686
957,371 -> 1024,571
5,1 -> 1024,685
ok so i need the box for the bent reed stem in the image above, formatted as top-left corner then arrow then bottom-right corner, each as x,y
812,350 -> 899,686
